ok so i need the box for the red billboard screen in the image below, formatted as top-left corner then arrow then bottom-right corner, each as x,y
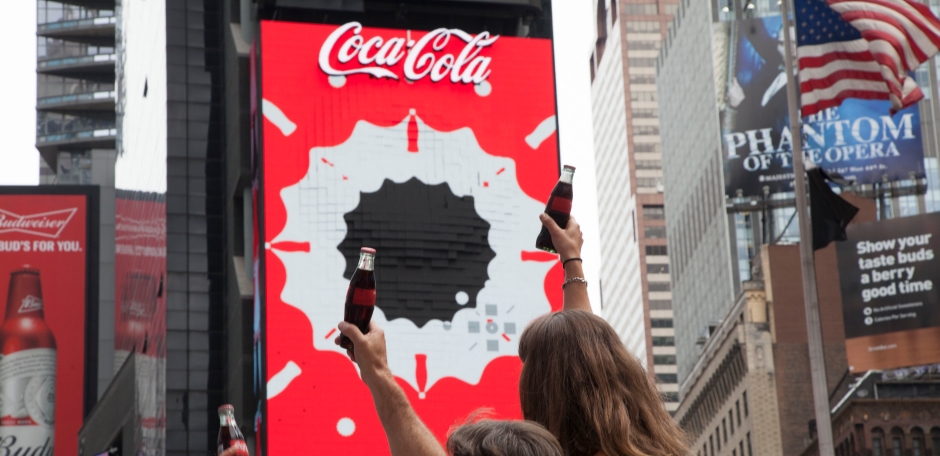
260,20 -> 560,453
0,190 -> 96,455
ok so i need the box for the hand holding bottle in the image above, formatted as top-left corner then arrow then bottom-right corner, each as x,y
539,213 -> 584,262
335,320 -> 392,388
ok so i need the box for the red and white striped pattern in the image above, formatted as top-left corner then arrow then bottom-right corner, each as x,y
799,0 -> 940,116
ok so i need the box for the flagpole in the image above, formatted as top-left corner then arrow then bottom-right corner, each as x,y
778,1 -> 835,455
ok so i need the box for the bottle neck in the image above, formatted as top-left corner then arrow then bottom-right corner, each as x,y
358,253 -> 375,271
560,167 -> 575,184
5,272 -> 44,320
219,411 -> 238,427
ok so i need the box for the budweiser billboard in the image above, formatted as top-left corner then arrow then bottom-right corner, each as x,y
0,187 -> 99,456
259,21 -> 560,453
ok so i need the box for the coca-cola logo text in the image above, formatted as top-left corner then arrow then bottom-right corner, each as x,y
319,22 -> 499,84
0,208 -> 77,239
18,296 -> 42,314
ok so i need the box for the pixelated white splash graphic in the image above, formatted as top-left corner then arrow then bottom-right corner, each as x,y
267,360 -> 302,399
273,112 -> 552,393
262,99 -> 297,136
525,115 -> 557,150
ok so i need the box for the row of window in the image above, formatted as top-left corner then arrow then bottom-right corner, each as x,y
629,41 -> 661,52
657,373 -> 678,383
632,107 -> 658,118
651,318 -> 673,328
637,159 -> 662,170
647,264 -> 669,274
643,205 -> 665,219
630,90 -> 657,101
634,125 -> 659,136
700,395 -> 749,456
646,245 -> 667,256
649,282 -> 670,292
625,21 -> 661,33
634,143 -> 661,153
652,336 -> 674,346
638,178 -> 663,190
645,226 -> 666,238
654,354 -> 676,365
869,427 -> 940,456
650,299 -> 672,310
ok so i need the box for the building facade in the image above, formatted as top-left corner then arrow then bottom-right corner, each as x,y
589,0 -> 681,410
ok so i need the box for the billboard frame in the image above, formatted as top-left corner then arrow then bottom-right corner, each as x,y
0,185 -> 100,417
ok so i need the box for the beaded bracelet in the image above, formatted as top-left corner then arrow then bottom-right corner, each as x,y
562,277 -> 588,289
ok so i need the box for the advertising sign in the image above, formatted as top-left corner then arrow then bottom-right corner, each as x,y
713,16 -> 925,197
261,21 -> 561,453
0,188 -> 98,456
837,212 -> 940,372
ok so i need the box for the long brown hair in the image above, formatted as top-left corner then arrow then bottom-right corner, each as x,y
518,310 -> 688,456
446,413 -> 564,456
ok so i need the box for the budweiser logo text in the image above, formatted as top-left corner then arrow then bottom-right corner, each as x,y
18,296 -> 42,314
319,22 -> 499,84
0,208 -> 77,239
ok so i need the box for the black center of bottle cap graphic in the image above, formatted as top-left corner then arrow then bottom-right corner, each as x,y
338,177 -> 496,327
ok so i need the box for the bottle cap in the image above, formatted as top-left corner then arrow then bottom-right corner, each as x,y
360,247 -> 376,254
563,165 -> 576,171
218,404 -> 235,414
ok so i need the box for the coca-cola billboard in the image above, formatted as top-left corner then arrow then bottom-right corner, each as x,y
0,188 -> 99,456
259,21 -> 560,453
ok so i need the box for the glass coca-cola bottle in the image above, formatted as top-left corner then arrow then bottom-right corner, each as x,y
339,247 -> 376,350
0,267 -> 56,452
536,165 -> 576,253
217,404 -> 249,455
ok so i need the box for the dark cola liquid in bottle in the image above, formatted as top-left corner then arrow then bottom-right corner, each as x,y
217,404 -> 249,455
536,165 -> 576,253
340,247 -> 376,350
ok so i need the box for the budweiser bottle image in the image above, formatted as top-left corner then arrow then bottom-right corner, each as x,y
339,247 -> 377,350
0,267 -> 56,454
217,404 -> 249,455
114,272 -> 158,372
536,165 -> 576,253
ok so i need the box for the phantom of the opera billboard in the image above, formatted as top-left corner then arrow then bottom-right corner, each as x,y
713,16 -> 925,197
837,212 -> 940,372
0,187 -> 99,456
259,21 -> 561,452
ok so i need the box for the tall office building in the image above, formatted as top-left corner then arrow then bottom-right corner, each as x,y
657,0 -> 940,388
589,0 -> 681,411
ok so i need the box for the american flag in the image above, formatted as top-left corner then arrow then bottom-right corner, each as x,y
795,0 -> 940,116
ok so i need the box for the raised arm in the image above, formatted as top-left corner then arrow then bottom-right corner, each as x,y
538,213 -> 591,313
336,321 -> 447,456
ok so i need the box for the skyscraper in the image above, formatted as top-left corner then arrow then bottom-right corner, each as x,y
590,0 -> 681,411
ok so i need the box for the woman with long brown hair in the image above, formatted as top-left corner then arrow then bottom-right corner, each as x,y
521,214 -> 688,456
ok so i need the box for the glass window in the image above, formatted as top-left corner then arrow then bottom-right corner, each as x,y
646,245 -> 667,256
893,437 -> 902,456
637,176 -> 662,187
656,373 -> 677,383
736,400 -> 741,426
644,226 -> 666,239
710,436 -> 714,456
716,428 -> 721,451
723,418 -> 727,442
662,391 -> 678,402
653,355 -> 676,364
729,409 -> 735,434
623,4 -> 658,14
648,282 -> 670,292
647,264 -> 669,274
634,125 -> 659,135
629,40 -> 661,51
628,58 -> 659,68
651,318 -> 673,328
643,205 -> 665,219
743,391 -> 749,416
740,440 -> 745,456
913,438 -> 922,456
626,21 -> 661,33
663,3 -> 680,15
652,336 -> 674,346
636,159 -> 662,170
650,299 -> 672,310
632,107 -> 659,117
747,432 -> 752,456
634,143 -> 661,153
630,91 -> 657,102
